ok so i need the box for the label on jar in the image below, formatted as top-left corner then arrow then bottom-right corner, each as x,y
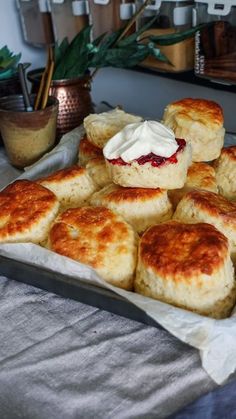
195,21 -> 236,83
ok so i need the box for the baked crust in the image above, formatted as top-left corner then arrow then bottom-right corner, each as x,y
139,221 -> 228,278
135,221 -> 236,318
168,162 -> 218,209
37,165 -> 97,209
86,157 -> 111,188
0,180 -> 59,243
162,98 -> 225,162
214,146 -> 236,200
90,183 -> 173,233
78,135 -> 103,166
48,206 -> 137,290
163,98 -> 224,130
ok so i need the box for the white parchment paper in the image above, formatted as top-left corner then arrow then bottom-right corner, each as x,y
0,127 -> 236,385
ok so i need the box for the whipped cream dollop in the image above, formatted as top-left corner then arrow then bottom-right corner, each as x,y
103,120 -> 178,163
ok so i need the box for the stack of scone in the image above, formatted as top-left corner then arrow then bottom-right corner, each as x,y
1,99 -> 236,320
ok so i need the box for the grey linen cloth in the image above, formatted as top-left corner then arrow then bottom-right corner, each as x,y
0,275 -> 222,419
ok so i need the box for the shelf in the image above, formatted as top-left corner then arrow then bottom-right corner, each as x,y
135,66 -> 236,94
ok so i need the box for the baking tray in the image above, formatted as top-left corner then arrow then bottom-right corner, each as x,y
0,254 -> 160,329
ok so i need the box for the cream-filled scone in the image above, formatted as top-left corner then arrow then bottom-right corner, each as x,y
103,120 -> 192,189
37,165 -> 98,210
0,180 -> 59,244
78,135 -> 103,166
135,221 -> 236,319
48,206 -> 138,290
90,183 -> 173,233
168,162 -> 218,209
162,98 -> 225,162
86,157 -> 111,188
83,108 -> 143,149
214,146 -> 236,201
173,189 -> 236,261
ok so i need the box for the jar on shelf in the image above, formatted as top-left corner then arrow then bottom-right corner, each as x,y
49,0 -> 89,43
16,0 -> 54,46
88,0 -> 136,39
194,0 -> 236,85
136,0 -> 195,72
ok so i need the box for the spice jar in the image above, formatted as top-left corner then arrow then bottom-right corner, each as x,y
88,0 -> 135,39
194,0 -> 236,84
136,0 -> 194,72
49,0 -> 89,43
17,0 -> 54,46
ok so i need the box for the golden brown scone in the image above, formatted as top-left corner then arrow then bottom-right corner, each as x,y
37,165 -> 98,210
86,157 -> 111,188
135,221 -> 236,319
173,189 -> 236,261
83,108 -> 143,148
0,180 -> 59,244
168,162 -> 218,209
48,206 -> 138,290
105,139 -> 192,189
78,135 -> 103,166
162,98 -> 225,162
90,183 -> 173,233
214,146 -> 236,201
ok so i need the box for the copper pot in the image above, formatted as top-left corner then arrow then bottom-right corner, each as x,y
28,69 -> 94,139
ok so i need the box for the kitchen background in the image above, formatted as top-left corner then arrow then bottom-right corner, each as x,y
1,0 -> 236,133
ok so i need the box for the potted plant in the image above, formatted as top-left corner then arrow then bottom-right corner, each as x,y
0,46 -> 22,98
27,16 -> 204,139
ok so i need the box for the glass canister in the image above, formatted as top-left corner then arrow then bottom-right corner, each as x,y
49,0 -> 89,43
194,0 -> 236,85
136,0 -> 195,72
16,0 -> 54,46
88,0 -> 135,39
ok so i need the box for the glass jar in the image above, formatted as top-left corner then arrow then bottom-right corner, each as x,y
194,0 -> 236,84
88,0 -> 135,39
49,0 -> 89,43
136,0 -> 195,72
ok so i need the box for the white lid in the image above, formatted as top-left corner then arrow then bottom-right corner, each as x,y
194,0 -> 236,16
72,0 -> 89,15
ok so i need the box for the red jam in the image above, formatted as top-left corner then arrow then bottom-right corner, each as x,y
108,138 -> 186,168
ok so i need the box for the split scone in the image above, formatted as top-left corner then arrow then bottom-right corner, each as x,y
173,189 -> 236,261
37,165 -> 97,210
48,206 -> 138,290
214,146 -> 236,201
103,120 -> 192,189
90,183 -> 173,234
162,98 -> 225,162
78,135 -> 103,166
168,162 -> 218,209
0,180 -> 59,244
135,221 -> 236,319
83,108 -> 143,149
86,157 -> 111,188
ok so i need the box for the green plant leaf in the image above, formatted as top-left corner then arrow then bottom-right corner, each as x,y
147,23 -> 212,46
117,15 -> 157,47
0,46 -> 21,70
53,26 -> 92,79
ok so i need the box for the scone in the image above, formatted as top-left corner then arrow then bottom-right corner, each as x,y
48,206 -> 137,290
173,189 -> 236,261
135,221 -> 236,319
78,135 -> 103,166
83,108 -> 143,148
86,157 -> 111,188
37,165 -> 97,209
214,146 -> 236,200
103,120 -> 192,189
0,179 -> 59,244
90,183 -> 173,233
168,162 -> 218,209
162,98 -> 225,162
